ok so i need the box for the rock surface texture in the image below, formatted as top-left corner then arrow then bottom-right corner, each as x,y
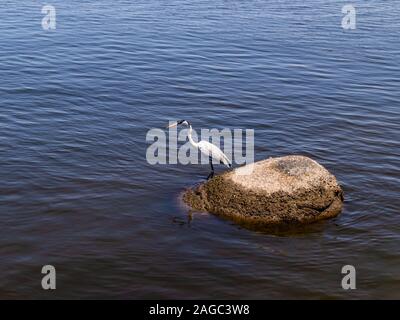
183,155 -> 344,230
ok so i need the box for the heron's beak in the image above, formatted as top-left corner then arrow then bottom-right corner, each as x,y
166,122 -> 178,129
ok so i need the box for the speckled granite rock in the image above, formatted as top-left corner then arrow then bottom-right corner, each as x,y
183,155 -> 344,230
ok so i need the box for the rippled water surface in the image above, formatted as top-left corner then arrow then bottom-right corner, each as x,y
1,1 -> 399,299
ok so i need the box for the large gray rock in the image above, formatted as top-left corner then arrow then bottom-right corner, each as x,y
183,155 -> 344,231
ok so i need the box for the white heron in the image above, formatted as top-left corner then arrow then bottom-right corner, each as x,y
166,120 -> 232,179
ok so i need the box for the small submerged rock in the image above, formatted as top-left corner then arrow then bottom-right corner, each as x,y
183,155 -> 344,231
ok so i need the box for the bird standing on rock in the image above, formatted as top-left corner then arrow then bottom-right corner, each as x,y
166,120 -> 232,179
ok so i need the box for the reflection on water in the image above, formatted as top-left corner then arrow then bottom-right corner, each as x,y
0,0 -> 399,299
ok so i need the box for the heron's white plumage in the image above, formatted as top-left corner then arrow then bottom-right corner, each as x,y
198,140 -> 231,167
167,120 -> 232,170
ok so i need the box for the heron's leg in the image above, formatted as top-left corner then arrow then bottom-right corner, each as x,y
209,156 -> 214,172
207,156 -> 214,180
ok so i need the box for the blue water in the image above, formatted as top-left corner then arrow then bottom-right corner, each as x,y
0,0 -> 399,298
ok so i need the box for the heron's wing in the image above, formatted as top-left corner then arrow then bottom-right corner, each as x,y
198,141 -> 231,167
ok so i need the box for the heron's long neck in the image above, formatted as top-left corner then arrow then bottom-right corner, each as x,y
187,124 -> 198,148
